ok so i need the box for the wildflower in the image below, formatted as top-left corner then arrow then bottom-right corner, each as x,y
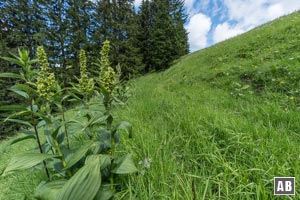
99,40 -> 117,94
138,157 -> 152,169
36,46 -> 56,100
100,67 -> 117,94
100,40 -> 111,73
79,49 -> 94,96
138,157 -> 152,175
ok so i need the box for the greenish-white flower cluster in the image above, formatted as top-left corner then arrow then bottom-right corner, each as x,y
99,40 -> 118,94
36,46 -> 56,100
79,49 -> 94,96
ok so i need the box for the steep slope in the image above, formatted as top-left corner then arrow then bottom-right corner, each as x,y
1,11 -> 300,200
116,12 -> 300,199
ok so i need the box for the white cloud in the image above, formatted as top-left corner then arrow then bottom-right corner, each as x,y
213,23 -> 244,43
185,0 -> 195,11
199,0 -> 210,11
267,3 -> 285,19
185,13 -> 212,52
134,0 -> 142,8
184,0 -> 198,16
212,0 -> 300,44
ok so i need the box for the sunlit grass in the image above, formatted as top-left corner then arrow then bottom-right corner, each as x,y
1,11 -> 300,200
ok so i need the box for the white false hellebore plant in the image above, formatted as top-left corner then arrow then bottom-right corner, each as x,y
0,42 -> 137,200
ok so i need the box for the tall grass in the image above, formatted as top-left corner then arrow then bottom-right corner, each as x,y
117,76 -> 300,199
1,11 -> 300,200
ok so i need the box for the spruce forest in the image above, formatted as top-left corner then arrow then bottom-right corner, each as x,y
0,0 -> 189,135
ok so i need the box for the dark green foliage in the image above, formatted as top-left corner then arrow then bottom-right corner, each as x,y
0,0 -> 43,52
92,0 -> 142,78
37,0 -> 72,86
67,0 -> 95,81
170,0 -> 189,57
0,0 -> 189,81
112,0 -> 143,77
0,0 -> 189,136
137,0 -> 188,71
137,0 -> 152,72
0,0 -> 43,136
150,0 -> 175,70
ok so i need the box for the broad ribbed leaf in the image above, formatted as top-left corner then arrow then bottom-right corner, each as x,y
2,153 -> 59,176
51,126 -> 61,139
9,88 -> 29,99
111,154 -> 137,174
113,121 -> 132,138
4,118 -> 33,127
1,56 -> 24,67
6,110 -> 31,119
27,104 -> 38,113
94,185 -> 115,200
45,134 -> 55,148
54,102 -> 62,110
62,94 -> 71,102
99,155 -> 111,170
35,114 -> 52,125
90,115 -> 108,127
0,72 -> 22,79
0,105 -> 27,111
81,115 -> 107,131
11,84 -> 36,94
34,180 -> 67,200
66,119 -> 83,126
23,130 -> 35,135
57,155 -> 102,200
65,141 -> 94,169
9,135 -> 36,146
37,120 -> 47,128
81,116 -> 97,131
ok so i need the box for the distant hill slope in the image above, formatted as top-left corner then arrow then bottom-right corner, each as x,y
168,11 -> 300,99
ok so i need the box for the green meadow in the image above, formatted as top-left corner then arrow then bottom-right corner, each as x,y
1,11 -> 300,200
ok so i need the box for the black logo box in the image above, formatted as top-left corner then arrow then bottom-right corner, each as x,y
274,177 -> 295,195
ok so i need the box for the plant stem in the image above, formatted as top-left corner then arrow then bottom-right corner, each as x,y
110,128 -> 115,190
61,105 -> 70,149
104,94 -> 115,190
30,99 -> 50,179
54,140 -> 72,177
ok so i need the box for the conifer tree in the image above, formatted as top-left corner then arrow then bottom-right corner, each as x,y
67,0 -> 95,81
38,0 -> 71,86
150,0 -> 174,70
0,0 -> 43,135
0,0 -> 43,52
137,0 -> 189,71
170,0 -> 189,57
113,0 -> 143,77
90,0 -> 114,78
93,0 -> 142,78
137,0 -> 153,72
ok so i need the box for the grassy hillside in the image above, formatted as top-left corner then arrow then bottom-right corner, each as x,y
118,12 -> 300,199
1,11 -> 300,199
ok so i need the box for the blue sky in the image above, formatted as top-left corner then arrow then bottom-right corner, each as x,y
135,0 -> 300,52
